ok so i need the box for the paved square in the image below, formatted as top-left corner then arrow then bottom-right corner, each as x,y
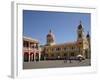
23,59 -> 91,69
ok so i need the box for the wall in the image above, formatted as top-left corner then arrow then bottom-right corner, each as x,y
0,0 -> 100,80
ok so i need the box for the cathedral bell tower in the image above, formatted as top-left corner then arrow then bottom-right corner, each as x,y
46,30 -> 55,46
77,21 -> 89,58
86,31 -> 90,46
86,32 -> 91,59
77,21 -> 85,41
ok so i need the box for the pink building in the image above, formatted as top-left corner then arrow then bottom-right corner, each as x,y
23,36 -> 41,62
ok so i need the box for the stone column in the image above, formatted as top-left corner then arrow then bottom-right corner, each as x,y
39,51 -> 41,61
34,49 -> 36,62
28,41 -> 30,62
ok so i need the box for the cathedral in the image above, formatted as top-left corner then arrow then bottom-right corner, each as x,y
41,21 -> 91,60
23,21 -> 91,62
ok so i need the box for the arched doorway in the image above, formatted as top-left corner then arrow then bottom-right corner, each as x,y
41,53 -> 45,60
85,50 -> 88,59
24,52 -> 29,62
36,53 -> 39,61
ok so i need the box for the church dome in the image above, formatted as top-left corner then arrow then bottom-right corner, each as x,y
47,30 -> 55,38
46,30 -> 55,46
47,33 -> 52,37
78,24 -> 82,29
86,32 -> 90,38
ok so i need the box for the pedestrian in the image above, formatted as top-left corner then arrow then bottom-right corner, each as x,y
69,57 -> 72,63
64,57 -> 67,63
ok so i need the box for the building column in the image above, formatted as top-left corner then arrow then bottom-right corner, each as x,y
39,51 -> 41,61
39,47 -> 41,61
32,53 -> 34,62
30,53 -> 33,62
28,52 -> 30,62
28,41 -> 30,62
34,51 -> 36,62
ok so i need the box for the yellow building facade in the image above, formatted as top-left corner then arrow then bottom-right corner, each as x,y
41,21 -> 90,60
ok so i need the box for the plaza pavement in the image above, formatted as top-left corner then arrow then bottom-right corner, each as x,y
23,59 -> 91,69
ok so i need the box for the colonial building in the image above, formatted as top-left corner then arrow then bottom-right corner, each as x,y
41,21 -> 90,60
23,36 -> 41,62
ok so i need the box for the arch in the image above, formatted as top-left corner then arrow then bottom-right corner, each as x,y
24,52 -> 29,62
36,53 -> 39,61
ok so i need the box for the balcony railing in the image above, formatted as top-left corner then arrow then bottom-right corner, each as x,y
23,47 -> 39,51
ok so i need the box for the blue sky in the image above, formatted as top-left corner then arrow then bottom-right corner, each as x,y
23,10 -> 91,45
